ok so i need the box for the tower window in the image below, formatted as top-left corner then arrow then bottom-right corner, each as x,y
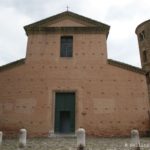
60,36 -> 73,57
139,30 -> 145,41
146,72 -> 150,84
143,50 -> 147,62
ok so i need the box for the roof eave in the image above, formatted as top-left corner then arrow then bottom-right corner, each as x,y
107,59 -> 145,74
0,58 -> 26,72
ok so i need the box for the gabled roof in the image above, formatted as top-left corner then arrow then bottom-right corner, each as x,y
24,11 -> 110,29
107,59 -> 145,74
24,11 -> 110,36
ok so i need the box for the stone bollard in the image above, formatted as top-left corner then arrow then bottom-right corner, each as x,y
19,129 -> 27,148
76,128 -> 86,150
130,129 -> 140,150
0,131 -> 3,145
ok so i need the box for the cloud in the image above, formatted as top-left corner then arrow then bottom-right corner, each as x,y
103,0 -> 150,67
0,6 -> 31,65
0,0 -> 81,19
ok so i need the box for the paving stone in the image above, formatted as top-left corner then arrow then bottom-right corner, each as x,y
1,137 -> 150,150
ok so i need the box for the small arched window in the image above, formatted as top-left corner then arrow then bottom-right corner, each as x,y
146,72 -> 150,84
139,30 -> 145,41
143,50 -> 147,62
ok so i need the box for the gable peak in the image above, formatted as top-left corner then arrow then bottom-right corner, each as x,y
24,11 -> 110,29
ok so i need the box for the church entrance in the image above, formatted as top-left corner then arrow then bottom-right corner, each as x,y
54,92 -> 75,133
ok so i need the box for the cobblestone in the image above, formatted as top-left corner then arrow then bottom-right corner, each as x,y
0,137 -> 150,150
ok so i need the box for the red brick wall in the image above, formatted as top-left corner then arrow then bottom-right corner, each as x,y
0,19 -> 149,137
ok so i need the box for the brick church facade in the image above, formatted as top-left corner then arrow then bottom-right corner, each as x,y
0,11 -> 150,137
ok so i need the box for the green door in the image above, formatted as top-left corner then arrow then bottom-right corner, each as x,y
55,92 -> 75,133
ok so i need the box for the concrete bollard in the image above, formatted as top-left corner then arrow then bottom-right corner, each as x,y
130,129 -> 140,150
19,129 -> 27,148
76,128 -> 86,150
0,131 -> 3,145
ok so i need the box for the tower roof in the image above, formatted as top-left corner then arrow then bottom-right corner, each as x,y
135,19 -> 150,34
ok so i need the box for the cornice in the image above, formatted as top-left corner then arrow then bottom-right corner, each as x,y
25,26 -> 109,38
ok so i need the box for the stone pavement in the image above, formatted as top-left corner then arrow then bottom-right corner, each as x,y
1,137 -> 150,150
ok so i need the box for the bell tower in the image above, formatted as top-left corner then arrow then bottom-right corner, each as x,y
135,19 -> 150,95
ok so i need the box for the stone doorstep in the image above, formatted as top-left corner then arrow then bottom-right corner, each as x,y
48,133 -> 77,138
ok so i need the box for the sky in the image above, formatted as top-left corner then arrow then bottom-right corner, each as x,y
0,0 -> 150,67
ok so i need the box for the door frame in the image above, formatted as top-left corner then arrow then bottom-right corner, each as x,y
51,90 -> 78,134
